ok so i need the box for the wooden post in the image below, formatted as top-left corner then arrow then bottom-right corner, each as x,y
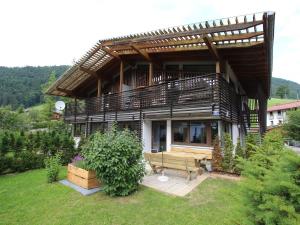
119,61 -> 124,92
216,61 -> 221,74
149,62 -> 153,86
97,78 -> 101,97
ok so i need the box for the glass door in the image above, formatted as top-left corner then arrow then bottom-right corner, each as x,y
152,121 -> 166,152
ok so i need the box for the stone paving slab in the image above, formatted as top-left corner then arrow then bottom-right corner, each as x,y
59,179 -> 102,196
141,170 -> 209,197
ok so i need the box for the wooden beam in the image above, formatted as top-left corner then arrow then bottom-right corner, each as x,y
203,35 -> 220,61
56,87 -> 73,96
149,62 -> 153,85
101,47 -> 121,60
131,45 -> 151,61
119,61 -> 124,92
106,32 -> 264,52
102,20 -> 263,46
79,66 -> 98,79
97,78 -> 102,97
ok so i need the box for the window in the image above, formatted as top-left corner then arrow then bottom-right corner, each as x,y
172,120 -> 215,146
173,121 -> 189,143
278,110 -> 282,115
190,121 -> 206,144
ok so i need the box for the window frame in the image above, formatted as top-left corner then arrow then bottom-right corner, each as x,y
171,120 -> 213,146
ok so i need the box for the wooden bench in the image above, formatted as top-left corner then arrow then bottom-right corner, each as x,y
144,152 -> 200,180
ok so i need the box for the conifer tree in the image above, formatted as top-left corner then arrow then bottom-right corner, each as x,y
222,133 -> 234,172
212,136 -> 223,172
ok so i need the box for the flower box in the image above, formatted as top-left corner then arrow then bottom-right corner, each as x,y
67,163 -> 100,189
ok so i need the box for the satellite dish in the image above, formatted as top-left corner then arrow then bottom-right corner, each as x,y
55,101 -> 65,111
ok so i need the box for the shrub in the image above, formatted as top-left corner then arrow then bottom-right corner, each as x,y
222,133 -> 234,172
233,138 -> 244,174
0,156 -> 13,174
44,153 -> 62,183
83,126 -> 145,196
245,133 -> 259,158
284,109 -> 300,141
211,136 -> 223,172
238,131 -> 300,224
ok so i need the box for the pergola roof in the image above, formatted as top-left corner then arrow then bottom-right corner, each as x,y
47,12 -> 275,98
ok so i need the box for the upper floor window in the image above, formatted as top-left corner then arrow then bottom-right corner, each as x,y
278,110 -> 282,115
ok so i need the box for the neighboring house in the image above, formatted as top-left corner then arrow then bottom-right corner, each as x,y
46,12 -> 275,154
267,100 -> 300,127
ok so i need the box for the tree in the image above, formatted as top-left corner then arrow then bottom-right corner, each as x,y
284,109 -> 300,141
41,71 -> 57,118
238,131 -> 300,224
276,85 -> 290,99
211,136 -> 222,172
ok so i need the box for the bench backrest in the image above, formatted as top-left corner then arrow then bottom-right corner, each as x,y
144,152 -> 197,170
171,147 -> 212,159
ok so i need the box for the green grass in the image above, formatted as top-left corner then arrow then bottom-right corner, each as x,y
268,98 -> 295,107
0,168 -> 250,225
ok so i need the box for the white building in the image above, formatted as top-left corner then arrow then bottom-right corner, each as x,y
267,101 -> 300,127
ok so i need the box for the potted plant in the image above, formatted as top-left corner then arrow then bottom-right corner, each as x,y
67,155 -> 100,189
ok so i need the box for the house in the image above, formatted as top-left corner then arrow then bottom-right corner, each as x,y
267,100 -> 300,127
46,12 -> 275,155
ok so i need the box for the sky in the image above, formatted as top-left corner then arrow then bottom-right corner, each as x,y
0,0 -> 299,83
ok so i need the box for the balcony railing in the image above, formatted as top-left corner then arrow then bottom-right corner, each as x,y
64,73 -> 238,121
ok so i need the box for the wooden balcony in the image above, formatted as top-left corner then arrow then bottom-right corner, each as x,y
64,73 -> 241,123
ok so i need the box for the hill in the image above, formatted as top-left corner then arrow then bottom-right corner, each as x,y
0,66 -> 69,109
271,77 -> 300,99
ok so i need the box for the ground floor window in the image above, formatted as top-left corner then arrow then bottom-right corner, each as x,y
172,120 -> 218,146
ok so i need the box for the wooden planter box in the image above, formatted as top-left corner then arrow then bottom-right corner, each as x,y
67,164 -> 100,189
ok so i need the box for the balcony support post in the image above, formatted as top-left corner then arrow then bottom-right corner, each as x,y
97,77 -> 102,97
149,62 -> 153,85
119,60 -> 124,92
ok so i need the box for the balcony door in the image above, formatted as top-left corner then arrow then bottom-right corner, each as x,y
152,121 -> 166,152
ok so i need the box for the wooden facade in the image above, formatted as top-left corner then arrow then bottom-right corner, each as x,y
47,12 -> 275,149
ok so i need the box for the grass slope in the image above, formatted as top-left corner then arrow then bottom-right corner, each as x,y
0,168 -> 250,225
268,98 -> 296,107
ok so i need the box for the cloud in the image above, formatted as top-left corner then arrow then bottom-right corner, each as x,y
0,0 -> 299,84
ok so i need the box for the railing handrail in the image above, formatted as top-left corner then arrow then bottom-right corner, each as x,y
101,72 -> 223,99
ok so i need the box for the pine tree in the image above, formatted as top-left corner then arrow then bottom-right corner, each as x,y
212,136 -> 223,172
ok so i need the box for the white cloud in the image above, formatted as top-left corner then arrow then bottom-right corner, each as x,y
0,0 -> 299,84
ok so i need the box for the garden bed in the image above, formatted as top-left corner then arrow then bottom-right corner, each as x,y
67,163 -> 100,189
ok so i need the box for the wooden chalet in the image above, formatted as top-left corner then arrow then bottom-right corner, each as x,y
47,12 -> 275,155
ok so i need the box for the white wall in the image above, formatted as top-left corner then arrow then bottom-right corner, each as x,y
166,120 -> 171,152
266,110 -> 286,127
142,120 -> 152,152
232,123 -> 239,147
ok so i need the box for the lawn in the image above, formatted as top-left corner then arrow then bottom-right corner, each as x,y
0,168 -> 250,225
268,98 -> 295,107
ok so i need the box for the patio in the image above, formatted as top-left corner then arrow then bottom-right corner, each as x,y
141,167 -> 209,197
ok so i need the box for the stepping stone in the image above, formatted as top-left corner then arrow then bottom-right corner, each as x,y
59,179 -> 102,196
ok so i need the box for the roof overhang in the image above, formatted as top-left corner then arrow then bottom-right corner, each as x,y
47,12 -> 275,98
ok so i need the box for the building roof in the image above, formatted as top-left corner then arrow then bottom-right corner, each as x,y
267,100 -> 300,112
46,12 -> 275,98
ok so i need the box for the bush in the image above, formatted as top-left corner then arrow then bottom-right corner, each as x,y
0,156 -> 13,174
284,109 -> 300,141
238,131 -> 300,224
245,133 -> 259,158
44,153 -> 62,183
233,138 -> 244,174
83,125 -> 145,196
